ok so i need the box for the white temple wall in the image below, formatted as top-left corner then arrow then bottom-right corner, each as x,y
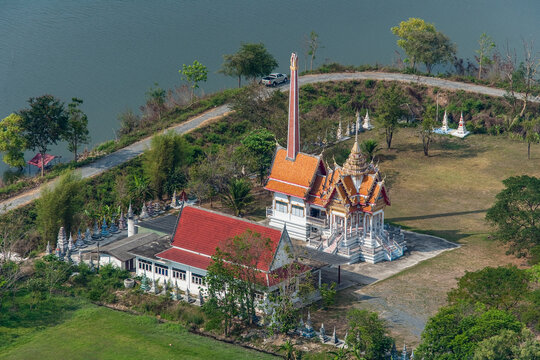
98,254 -> 123,269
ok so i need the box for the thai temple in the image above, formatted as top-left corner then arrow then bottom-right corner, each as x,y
265,53 -> 405,264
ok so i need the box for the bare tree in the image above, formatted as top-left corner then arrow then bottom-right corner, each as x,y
519,38 -> 539,117
305,31 -> 321,71
0,210 -> 25,307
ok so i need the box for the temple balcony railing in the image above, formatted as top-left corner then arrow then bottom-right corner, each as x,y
306,215 -> 328,228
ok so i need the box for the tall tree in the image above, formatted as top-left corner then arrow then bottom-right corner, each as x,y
240,129 -> 276,184
375,83 -> 407,149
204,230 -> 273,334
522,117 -> 540,160
0,113 -> 27,169
19,95 -> 68,176
518,39 -> 540,117
391,18 -> 456,73
36,171 -> 83,244
391,18 -> 436,69
179,60 -> 208,102
62,98 -> 90,161
419,104 -> 438,156
476,33 -> 496,79
306,31 -> 321,71
345,309 -> 393,360
143,131 -> 191,200
485,175 -> 540,258
219,43 -> 278,86
473,328 -> 540,360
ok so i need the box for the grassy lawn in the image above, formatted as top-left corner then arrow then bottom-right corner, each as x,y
0,298 -> 276,360
309,127 -> 540,346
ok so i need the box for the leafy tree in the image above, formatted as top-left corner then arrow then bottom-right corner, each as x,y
419,105 -> 439,156
179,60 -> 208,102
0,113 -> 27,169
33,254 -> 73,295
219,43 -> 278,86
410,29 -> 456,74
204,248 -> 242,336
220,178 -> 253,217
375,83 -> 407,149
415,303 -> 524,360
345,309 -> 393,360
143,131 -> 191,199
0,212 -> 25,308
36,171 -> 84,244
476,33 -> 496,79
19,95 -> 68,176
306,31 -> 321,71
360,139 -> 379,162
485,175 -> 540,258
391,18 -> 456,73
319,282 -> 337,309
522,117 -> 540,160
391,18 -> 436,69
240,129 -> 276,184
129,174 -> 152,205
447,266 -> 530,311
62,98 -> 90,161
204,230 -> 273,334
473,328 -> 540,360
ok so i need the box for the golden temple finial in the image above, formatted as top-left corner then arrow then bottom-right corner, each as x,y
290,52 -> 298,71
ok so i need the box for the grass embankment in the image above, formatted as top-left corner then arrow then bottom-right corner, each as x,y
0,89 -> 238,202
0,296 -> 275,360
310,127 -> 540,346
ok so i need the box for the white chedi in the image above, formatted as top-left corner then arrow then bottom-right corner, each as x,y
363,110 -> 373,130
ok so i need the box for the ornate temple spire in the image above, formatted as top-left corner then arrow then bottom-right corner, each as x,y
342,134 -> 369,184
286,52 -> 300,160
356,110 -> 361,133
57,226 -> 67,254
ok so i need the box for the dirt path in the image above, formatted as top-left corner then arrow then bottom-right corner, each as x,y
1,72 -> 536,214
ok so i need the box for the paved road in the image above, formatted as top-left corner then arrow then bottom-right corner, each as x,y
1,72 -> 537,214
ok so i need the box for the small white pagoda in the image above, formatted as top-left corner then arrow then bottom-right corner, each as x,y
363,110 -> 374,130
451,112 -> 470,138
434,110 -> 451,135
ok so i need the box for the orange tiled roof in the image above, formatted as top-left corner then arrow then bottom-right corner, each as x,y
359,174 -> 376,197
265,179 -> 309,199
368,182 -> 382,204
266,148 -> 322,199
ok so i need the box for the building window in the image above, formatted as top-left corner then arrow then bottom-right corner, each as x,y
138,259 -> 152,272
192,274 -> 204,285
291,205 -> 304,217
254,291 -> 265,302
275,201 -> 288,213
155,264 -> 168,276
172,268 -> 186,281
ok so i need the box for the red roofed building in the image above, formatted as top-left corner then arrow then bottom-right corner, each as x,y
133,206 -> 315,301
265,53 -> 406,264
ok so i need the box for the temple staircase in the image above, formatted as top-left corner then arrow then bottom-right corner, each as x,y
323,232 -> 343,255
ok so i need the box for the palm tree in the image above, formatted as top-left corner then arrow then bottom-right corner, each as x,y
360,139 -> 380,162
220,178 -> 253,217
328,347 -> 349,360
279,340 -> 295,360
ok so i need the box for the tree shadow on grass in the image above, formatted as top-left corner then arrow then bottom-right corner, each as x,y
388,209 -> 487,222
